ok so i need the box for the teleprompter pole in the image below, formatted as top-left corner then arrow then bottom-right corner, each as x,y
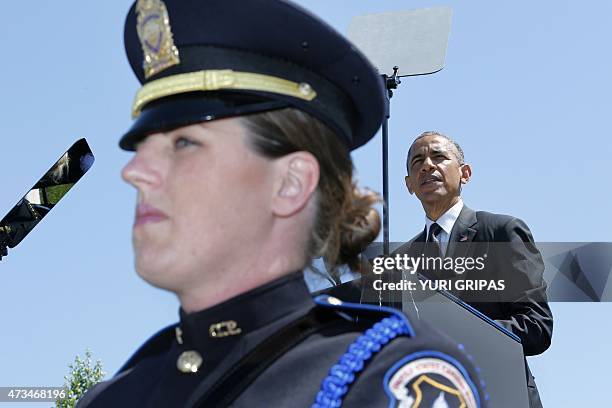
381,67 -> 401,257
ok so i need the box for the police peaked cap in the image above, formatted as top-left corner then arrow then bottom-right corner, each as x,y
120,0 -> 386,151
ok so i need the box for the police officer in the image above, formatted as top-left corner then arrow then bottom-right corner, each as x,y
77,0 -> 488,406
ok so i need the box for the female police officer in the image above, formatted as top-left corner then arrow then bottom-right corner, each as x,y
77,0 -> 487,406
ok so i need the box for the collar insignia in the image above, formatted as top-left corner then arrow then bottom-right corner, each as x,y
209,320 -> 242,338
136,0 -> 180,79
175,326 -> 184,345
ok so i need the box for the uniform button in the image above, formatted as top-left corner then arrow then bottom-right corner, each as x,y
177,350 -> 203,373
327,296 -> 342,306
298,82 -> 314,97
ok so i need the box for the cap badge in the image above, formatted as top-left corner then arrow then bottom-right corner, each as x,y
136,0 -> 180,79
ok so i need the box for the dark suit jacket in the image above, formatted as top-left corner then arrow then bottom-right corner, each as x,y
393,205 -> 553,408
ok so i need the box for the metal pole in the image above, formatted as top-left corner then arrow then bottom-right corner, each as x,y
382,69 -> 400,307
381,67 -> 400,257
382,92 -> 390,257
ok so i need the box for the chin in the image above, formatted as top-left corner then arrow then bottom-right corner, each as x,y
135,266 -> 183,293
134,252 -> 172,286
135,251 -> 204,295
418,191 -> 444,202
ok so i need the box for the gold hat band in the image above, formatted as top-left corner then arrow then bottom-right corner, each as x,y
132,69 -> 317,118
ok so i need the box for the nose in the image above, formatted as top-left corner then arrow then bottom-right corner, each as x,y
420,155 -> 436,172
121,134 -> 166,191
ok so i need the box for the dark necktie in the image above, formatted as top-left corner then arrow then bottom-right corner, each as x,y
421,223 -> 444,279
426,222 -> 443,259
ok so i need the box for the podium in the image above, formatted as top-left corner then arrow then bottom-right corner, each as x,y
318,273 -> 530,407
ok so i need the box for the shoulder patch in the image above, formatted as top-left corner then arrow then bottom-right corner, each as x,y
384,351 -> 480,408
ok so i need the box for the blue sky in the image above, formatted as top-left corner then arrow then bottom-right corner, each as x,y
1,1 -> 610,406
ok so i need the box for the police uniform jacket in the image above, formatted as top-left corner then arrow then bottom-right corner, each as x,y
77,272 -> 488,407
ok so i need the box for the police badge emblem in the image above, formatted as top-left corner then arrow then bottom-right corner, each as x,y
384,352 -> 480,408
136,0 -> 180,79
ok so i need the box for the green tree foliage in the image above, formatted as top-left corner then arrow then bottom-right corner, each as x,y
55,350 -> 105,408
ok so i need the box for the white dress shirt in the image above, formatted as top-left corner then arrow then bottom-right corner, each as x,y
425,199 -> 464,256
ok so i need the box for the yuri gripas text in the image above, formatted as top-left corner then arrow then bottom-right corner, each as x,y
370,254 -> 505,292
372,278 -> 506,292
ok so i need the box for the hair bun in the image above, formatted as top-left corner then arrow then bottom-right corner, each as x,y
337,187 -> 381,271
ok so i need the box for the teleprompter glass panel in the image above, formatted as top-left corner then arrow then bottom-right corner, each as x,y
347,6 -> 452,77
0,139 -> 94,260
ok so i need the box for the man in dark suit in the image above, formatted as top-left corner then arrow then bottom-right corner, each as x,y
396,131 -> 553,408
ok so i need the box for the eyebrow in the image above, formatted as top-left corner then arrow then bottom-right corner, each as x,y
410,153 -> 424,165
410,147 -> 448,165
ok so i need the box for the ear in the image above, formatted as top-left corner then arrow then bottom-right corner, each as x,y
405,175 -> 415,195
271,152 -> 320,217
460,164 -> 472,184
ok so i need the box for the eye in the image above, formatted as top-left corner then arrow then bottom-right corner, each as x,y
174,136 -> 199,150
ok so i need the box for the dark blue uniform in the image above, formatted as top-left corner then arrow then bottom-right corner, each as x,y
78,273 -> 487,407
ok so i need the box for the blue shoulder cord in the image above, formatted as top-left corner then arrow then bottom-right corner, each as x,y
311,296 -> 413,408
